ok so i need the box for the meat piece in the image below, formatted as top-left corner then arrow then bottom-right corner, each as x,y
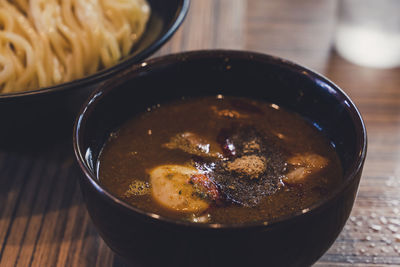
163,132 -> 222,158
216,127 -> 237,157
211,106 -> 248,119
149,165 -> 210,213
189,173 -> 220,201
243,140 -> 262,153
284,153 -> 329,184
218,126 -> 267,157
217,126 -> 264,157
197,126 -> 287,207
225,155 -> 266,179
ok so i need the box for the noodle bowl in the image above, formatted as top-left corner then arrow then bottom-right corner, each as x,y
0,0 -> 150,93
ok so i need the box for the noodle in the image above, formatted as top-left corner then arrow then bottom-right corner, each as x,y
0,0 -> 150,93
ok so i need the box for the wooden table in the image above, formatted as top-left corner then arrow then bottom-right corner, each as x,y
1,0 -> 400,266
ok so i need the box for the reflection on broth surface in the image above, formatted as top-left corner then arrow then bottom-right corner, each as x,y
98,96 -> 343,224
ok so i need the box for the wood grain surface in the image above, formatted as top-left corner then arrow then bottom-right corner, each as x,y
1,0 -> 400,266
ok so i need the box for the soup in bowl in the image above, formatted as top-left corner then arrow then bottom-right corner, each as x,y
73,50 -> 367,267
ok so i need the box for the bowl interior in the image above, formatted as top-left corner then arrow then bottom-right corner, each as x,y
129,0 -> 188,60
75,50 -> 367,226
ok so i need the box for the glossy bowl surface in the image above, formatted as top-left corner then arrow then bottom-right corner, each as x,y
0,0 -> 189,146
74,50 -> 367,267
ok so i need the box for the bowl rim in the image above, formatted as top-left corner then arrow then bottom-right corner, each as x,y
73,49 -> 367,230
0,0 -> 190,99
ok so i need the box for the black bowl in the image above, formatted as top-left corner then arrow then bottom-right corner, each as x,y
73,50 -> 367,267
0,0 -> 189,147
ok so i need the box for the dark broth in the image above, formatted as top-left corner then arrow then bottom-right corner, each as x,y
98,96 -> 342,224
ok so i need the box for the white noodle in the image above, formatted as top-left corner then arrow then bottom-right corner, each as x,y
0,0 -> 150,93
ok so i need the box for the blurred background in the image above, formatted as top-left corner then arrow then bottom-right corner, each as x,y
0,0 -> 399,266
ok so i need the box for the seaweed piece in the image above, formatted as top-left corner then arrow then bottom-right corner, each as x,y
164,132 -> 222,158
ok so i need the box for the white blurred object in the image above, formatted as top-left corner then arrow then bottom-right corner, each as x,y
334,0 -> 400,69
